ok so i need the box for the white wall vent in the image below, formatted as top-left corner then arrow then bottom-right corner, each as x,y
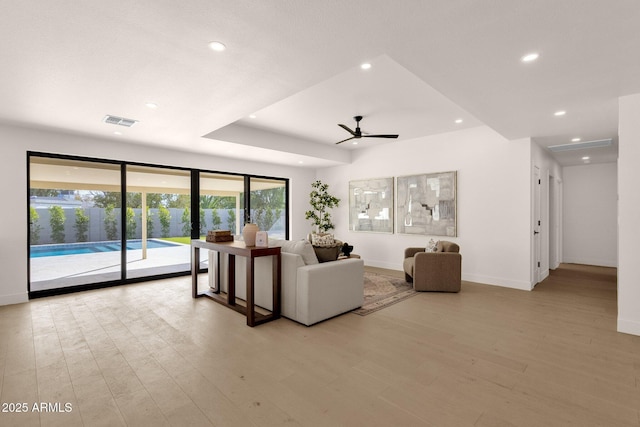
548,138 -> 612,152
103,115 -> 138,127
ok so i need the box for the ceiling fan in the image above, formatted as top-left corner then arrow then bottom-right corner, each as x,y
335,115 -> 399,145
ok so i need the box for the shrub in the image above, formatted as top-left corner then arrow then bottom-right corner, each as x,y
159,206 -> 171,237
48,205 -> 66,243
30,206 -> 42,244
104,204 -> 118,240
74,208 -> 90,242
199,207 -> 207,235
126,207 -> 136,240
211,209 -> 222,230
146,206 -> 154,237
227,209 -> 236,234
181,207 -> 191,237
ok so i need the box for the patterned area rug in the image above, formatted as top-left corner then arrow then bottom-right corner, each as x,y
352,272 -> 418,316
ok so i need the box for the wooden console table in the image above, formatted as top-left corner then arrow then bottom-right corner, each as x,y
191,239 -> 281,327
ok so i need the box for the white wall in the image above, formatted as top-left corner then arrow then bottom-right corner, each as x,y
562,162 -> 617,267
0,123 -> 316,305
618,93 -> 640,336
315,126 -> 534,290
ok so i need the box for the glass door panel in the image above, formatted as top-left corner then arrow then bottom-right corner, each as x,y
199,173 -> 244,268
125,165 -> 191,279
29,156 -> 122,291
200,173 -> 244,235
249,177 -> 287,239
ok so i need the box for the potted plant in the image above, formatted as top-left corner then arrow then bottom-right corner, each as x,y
305,180 -> 340,234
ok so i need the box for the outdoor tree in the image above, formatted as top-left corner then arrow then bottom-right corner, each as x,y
126,207 -> 137,239
30,206 -> 42,244
104,204 -> 118,240
305,180 -> 340,233
165,194 -> 190,209
74,208 -> 90,242
92,191 -> 163,209
48,205 -> 66,243
159,206 -> 171,237
200,195 -> 236,210
250,187 -> 284,232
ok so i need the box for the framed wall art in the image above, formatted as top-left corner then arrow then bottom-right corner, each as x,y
349,177 -> 394,233
396,171 -> 457,236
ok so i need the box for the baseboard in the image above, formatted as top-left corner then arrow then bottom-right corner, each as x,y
539,269 -> 550,282
563,257 -> 617,268
365,260 -> 534,291
365,260 -> 403,271
617,317 -> 640,337
0,292 -> 29,306
462,273 -> 533,291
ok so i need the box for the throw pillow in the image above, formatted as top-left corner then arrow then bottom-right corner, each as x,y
426,238 -> 439,252
311,233 -> 335,247
278,239 -> 319,265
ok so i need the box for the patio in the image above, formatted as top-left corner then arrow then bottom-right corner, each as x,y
30,243 -> 208,291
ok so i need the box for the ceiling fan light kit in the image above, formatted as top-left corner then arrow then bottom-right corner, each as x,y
335,115 -> 399,144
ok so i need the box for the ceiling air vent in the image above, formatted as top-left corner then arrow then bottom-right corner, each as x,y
548,138 -> 612,152
103,115 -> 138,127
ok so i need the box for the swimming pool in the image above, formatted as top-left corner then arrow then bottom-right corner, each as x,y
30,239 -> 182,258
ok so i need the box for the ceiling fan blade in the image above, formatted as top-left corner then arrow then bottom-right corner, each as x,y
338,124 -> 356,136
363,134 -> 399,139
335,136 -> 356,145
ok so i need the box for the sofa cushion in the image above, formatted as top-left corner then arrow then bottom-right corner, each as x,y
273,239 -> 319,265
426,238 -> 439,252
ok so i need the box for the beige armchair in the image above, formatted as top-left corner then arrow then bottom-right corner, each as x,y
403,241 -> 461,292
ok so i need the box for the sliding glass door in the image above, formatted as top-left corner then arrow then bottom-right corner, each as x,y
29,156 -> 122,291
28,153 -> 290,296
125,165 -> 192,279
249,177 -> 288,239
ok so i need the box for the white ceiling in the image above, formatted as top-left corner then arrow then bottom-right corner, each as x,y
2,1 -> 637,168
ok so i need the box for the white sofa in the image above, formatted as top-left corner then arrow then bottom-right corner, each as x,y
208,239 -> 364,326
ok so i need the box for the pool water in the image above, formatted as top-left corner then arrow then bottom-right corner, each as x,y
30,239 -> 182,258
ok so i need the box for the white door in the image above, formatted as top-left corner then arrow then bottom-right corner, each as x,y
534,166 -> 542,285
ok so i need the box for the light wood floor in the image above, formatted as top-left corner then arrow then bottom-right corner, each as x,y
1,264 -> 638,426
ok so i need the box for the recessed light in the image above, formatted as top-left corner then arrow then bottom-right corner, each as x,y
352,141 -> 358,145
208,41 -> 226,52
113,131 -> 122,136
521,52 -> 539,62
582,156 -> 590,160
145,102 -> 158,109
554,110 -> 566,116
298,161 -> 304,164
249,114 -> 257,119
455,118 -> 463,124
360,63 -> 372,70
572,137 -> 581,142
